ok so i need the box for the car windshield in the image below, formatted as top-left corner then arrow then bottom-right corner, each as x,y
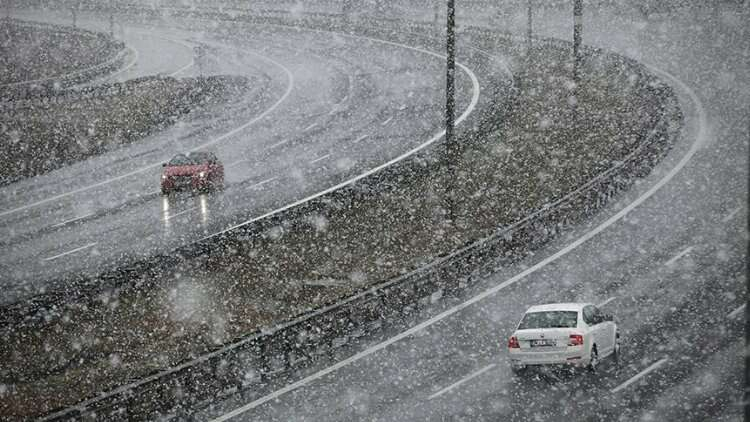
518,311 -> 578,329
167,154 -> 193,166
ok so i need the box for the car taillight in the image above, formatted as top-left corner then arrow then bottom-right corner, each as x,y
568,334 -> 584,346
508,336 -> 520,349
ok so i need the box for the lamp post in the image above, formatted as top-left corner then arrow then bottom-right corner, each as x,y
573,0 -> 583,82
526,0 -> 533,52
445,0 -> 457,223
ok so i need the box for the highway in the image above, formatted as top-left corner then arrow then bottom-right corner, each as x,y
0,11 -> 503,307
197,3 -> 748,421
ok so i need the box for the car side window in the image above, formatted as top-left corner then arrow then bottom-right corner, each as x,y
591,306 -> 605,324
582,306 -> 596,325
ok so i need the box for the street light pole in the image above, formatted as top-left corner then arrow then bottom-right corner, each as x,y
445,0 -> 456,222
573,0 -> 583,82
526,0 -> 533,53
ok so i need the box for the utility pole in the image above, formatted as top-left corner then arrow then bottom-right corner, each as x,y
526,0 -> 532,53
72,0 -> 78,28
573,0 -> 583,82
445,0 -> 457,223
109,0 -> 114,37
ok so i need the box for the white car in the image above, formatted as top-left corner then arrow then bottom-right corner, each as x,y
507,302 -> 619,373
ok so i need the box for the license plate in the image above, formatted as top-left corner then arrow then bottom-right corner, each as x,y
530,339 -> 556,347
175,176 -> 192,186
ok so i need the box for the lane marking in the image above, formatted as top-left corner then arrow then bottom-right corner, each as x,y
154,35 -> 197,78
51,213 -> 94,228
427,363 -> 496,400
0,42 -> 295,219
267,139 -> 289,149
727,304 -> 745,319
102,46 -> 139,82
164,207 -> 196,221
597,297 -> 616,308
664,245 -> 694,266
248,177 -> 278,190
226,160 -> 248,169
610,358 -> 669,394
381,116 -> 393,126
43,242 -> 98,262
353,134 -> 369,144
303,123 -> 318,132
310,154 -> 330,164
721,205 -> 742,223
208,59 -> 706,420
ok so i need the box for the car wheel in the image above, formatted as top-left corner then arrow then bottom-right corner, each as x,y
613,333 -> 621,365
510,365 -> 526,377
588,346 -> 599,372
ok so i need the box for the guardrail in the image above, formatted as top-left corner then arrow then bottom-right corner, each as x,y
37,12 -> 681,422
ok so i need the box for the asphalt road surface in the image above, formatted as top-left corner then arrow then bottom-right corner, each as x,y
198,3 -> 748,422
0,11 -> 505,307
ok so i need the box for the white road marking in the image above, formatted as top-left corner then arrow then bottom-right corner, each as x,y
381,116 -> 393,126
208,60 -> 706,420
721,205 -> 742,223
0,43 -> 295,219
267,139 -> 289,149
610,358 -> 669,394
43,242 -> 98,262
226,160 -> 248,169
664,246 -> 694,266
248,177 -> 278,190
310,154 -> 330,164
597,297 -> 616,308
164,207 -> 196,221
51,213 -> 94,228
727,303 -> 746,319
353,134 -> 369,144
427,363 -> 496,400
102,46 -> 139,81
160,36 -> 196,77
303,123 -> 318,132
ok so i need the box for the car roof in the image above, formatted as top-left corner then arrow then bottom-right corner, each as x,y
525,303 -> 592,313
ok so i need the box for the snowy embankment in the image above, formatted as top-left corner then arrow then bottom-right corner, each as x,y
0,18 -> 125,91
0,13 -> 682,420
0,75 -> 251,186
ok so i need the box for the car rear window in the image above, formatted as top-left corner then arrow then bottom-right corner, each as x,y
518,311 -> 578,329
168,154 -> 193,166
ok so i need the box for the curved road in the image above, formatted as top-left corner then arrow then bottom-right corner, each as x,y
0,12 -> 503,307
198,3 -> 748,422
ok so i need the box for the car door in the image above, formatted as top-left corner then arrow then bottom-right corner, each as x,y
591,306 -> 615,354
583,305 -> 606,354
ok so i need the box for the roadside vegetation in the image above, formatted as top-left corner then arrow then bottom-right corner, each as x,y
0,37 -> 678,418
